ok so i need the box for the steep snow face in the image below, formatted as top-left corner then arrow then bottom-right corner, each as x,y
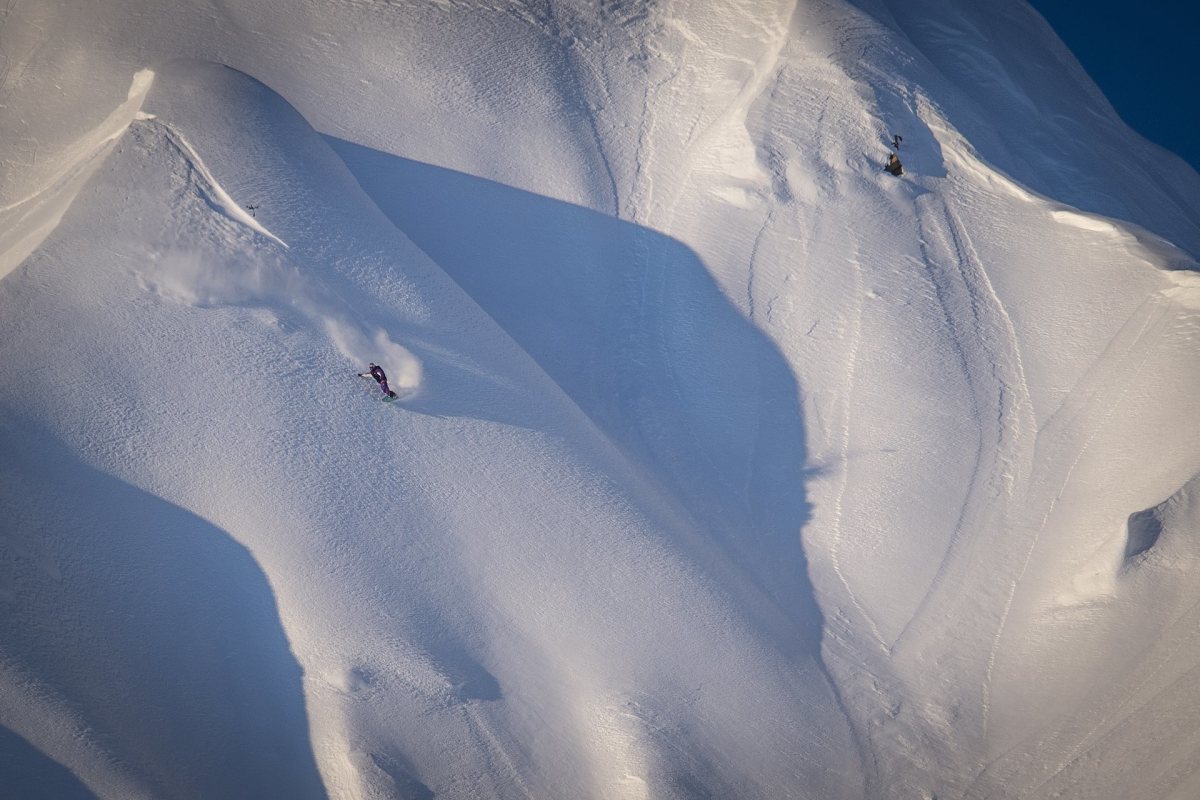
2,1 -> 1200,799
1,57 -> 860,800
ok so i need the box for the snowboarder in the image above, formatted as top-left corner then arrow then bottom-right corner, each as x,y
884,152 -> 904,176
359,362 -> 398,399
892,133 -> 903,150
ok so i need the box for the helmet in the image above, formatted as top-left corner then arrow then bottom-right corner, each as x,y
369,362 -> 377,367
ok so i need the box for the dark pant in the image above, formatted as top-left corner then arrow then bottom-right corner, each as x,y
379,379 -> 392,395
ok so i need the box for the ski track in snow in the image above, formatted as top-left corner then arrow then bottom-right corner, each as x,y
963,289 -> 1184,795
620,0 -> 802,522
892,202 -> 989,648
544,2 -> 621,216
459,705 -> 535,800
852,179 -> 1047,783
825,233 -> 889,652
1028,605 -> 1200,797
936,198 -> 1037,741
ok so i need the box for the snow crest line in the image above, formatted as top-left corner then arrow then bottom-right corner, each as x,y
0,70 -> 155,214
151,119 -> 288,248
0,69 -> 155,282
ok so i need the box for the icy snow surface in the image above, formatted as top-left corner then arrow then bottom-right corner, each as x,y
1,1 -> 1199,798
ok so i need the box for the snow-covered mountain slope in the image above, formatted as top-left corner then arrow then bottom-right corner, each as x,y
2,1 -> 1199,799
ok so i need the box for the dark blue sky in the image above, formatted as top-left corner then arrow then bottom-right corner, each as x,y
1029,1 -> 1200,173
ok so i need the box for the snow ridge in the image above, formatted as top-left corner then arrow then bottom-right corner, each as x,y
0,69 -> 154,280
155,120 -> 288,248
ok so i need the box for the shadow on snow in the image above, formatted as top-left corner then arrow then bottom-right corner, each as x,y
329,138 -> 825,650
0,425 -> 328,800
0,725 -> 99,800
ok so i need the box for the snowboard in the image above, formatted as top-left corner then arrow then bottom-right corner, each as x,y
358,373 -> 398,402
